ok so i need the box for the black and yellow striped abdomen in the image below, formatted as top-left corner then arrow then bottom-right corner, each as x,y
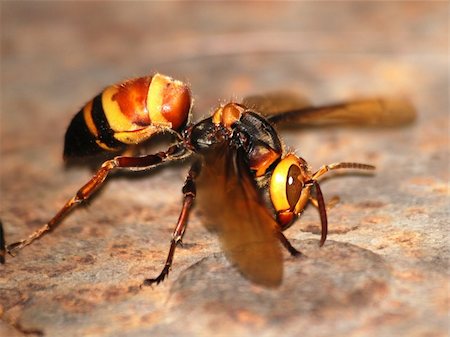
63,73 -> 192,159
63,94 -> 124,157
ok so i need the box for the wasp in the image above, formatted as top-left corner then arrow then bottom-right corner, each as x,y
3,73 -> 415,287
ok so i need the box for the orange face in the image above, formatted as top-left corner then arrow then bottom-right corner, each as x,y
269,154 -> 312,227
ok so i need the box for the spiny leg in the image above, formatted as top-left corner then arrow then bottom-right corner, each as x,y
6,144 -> 188,255
142,162 -> 200,286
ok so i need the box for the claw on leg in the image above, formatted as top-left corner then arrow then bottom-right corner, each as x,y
5,144 -> 187,256
142,264 -> 171,286
141,162 -> 199,287
278,231 -> 302,257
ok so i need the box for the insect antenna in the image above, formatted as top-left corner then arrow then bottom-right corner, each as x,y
307,161 -> 375,247
312,162 -> 375,180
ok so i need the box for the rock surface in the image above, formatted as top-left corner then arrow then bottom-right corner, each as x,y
0,2 -> 448,337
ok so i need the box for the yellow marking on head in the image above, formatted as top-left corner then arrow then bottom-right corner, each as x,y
270,154 -> 311,214
270,160 -> 291,212
294,188 -> 311,215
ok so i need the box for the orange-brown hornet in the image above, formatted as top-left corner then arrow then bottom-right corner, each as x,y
3,73 -> 415,287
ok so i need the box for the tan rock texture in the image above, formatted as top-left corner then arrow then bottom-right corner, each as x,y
1,2 -> 448,337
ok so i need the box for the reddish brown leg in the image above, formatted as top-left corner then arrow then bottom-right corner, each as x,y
142,162 -> 200,286
6,144 -> 188,255
277,231 -> 301,257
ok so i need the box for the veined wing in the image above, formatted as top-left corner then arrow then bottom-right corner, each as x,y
267,97 -> 416,127
242,91 -> 311,116
196,145 -> 283,287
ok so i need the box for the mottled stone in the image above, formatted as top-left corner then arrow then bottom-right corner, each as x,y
0,2 -> 448,337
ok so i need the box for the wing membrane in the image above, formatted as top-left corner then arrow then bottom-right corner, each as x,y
267,97 -> 416,127
196,145 -> 283,287
242,91 -> 311,116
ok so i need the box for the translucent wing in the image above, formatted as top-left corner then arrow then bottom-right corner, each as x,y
267,97 -> 416,127
196,145 -> 283,287
242,91 -> 311,116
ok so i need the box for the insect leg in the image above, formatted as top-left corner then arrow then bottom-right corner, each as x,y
277,231 -> 301,257
6,144 -> 188,255
142,161 -> 200,286
0,220 -> 5,264
309,162 -> 374,247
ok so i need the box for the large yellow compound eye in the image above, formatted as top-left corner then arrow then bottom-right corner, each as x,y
286,164 -> 303,208
270,154 -> 305,213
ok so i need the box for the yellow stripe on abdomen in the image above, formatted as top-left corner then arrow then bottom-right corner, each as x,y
102,85 -> 136,133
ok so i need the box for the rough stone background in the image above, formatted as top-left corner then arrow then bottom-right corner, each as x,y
0,2 -> 448,337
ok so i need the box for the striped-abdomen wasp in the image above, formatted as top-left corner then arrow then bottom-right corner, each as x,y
3,73 -> 415,287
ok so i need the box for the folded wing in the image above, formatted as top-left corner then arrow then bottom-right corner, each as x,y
243,92 -> 416,127
196,145 -> 283,287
